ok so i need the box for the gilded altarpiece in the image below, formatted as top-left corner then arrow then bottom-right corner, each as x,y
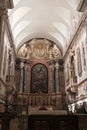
17,38 -> 65,110
17,38 -> 62,95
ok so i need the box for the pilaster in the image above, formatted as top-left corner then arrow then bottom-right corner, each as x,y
20,61 -> 24,93
48,60 -> 55,93
24,61 -> 31,94
55,62 -> 59,93
49,64 -> 53,93
0,1 -> 8,76
16,58 -> 31,94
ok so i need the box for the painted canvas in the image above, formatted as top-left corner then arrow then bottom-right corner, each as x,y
31,63 -> 48,93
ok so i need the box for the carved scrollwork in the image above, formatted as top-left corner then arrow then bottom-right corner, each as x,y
18,39 -> 61,59
48,44 -> 61,59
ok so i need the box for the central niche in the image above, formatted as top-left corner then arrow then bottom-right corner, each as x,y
31,63 -> 48,93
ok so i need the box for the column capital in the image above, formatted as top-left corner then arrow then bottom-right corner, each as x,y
20,62 -> 24,69
0,0 -> 8,16
0,8 -> 8,17
48,60 -> 55,65
55,62 -> 59,69
0,0 -> 6,7
49,64 -> 53,72
0,0 -> 13,9
25,63 -> 30,72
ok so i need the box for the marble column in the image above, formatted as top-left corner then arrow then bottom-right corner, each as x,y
52,63 -> 55,93
22,65 -> 26,93
49,64 -> 53,93
24,64 -> 27,92
0,2 -> 8,76
23,62 -> 30,93
55,62 -> 59,93
20,61 -> 24,93
25,61 -> 31,94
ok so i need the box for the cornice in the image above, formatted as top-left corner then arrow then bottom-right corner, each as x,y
16,58 -> 31,64
77,77 -> 87,87
0,8 -> 8,17
0,0 -> 7,17
0,0 -> 14,9
0,0 -> 14,16
77,0 -> 87,12
0,0 -> 6,8
7,0 -> 14,9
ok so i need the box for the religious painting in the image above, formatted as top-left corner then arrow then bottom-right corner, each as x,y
31,63 -> 48,93
77,47 -> 82,77
83,47 -> 86,66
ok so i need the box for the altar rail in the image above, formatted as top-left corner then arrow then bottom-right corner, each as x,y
17,93 -> 58,106
28,94 -> 53,106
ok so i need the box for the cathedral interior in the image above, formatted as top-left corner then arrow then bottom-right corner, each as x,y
0,0 -> 87,130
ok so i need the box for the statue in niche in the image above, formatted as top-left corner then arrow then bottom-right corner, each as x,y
77,47 -> 82,77
8,49 -> 12,75
66,64 -> 69,81
69,48 -> 74,57
82,42 -> 86,69
70,56 -> 75,77
6,48 -> 12,82
83,47 -> 86,67
69,49 -> 75,77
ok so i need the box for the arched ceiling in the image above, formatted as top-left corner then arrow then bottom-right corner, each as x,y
8,0 -> 81,52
